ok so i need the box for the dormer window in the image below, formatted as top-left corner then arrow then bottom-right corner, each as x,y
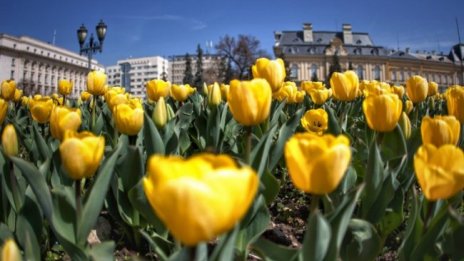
356,39 -> 362,45
317,38 -> 322,43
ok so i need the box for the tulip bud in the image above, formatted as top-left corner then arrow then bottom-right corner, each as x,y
13,89 -> 22,103
1,239 -> 21,261
406,75 -> 428,103
146,79 -> 170,102
113,99 -> 144,136
207,82 -> 222,106
399,112 -> 411,139
405,100 -> 413,114
1,125 -> 18,157
0,99 -> 7,125
166,103 -> 175,121
87,71 -> 107,96
152,97 -> 167,129
1,80 -> 16,101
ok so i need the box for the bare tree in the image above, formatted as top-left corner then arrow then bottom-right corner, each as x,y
215,35 -> 269,80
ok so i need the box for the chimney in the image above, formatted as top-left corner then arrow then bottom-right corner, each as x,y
342,24 -> 353,44
303,23 -> 313,42
405,47 -> 410,53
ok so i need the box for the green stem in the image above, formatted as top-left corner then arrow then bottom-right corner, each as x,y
75,179 -> 82,241
244,126 -> 252,165
188,246 -> 197,261
91,95 -> 97,131
9,161 -> 22,211
310,195 -> 320,213
63,95 -> 66,106
423,200 -> 436,233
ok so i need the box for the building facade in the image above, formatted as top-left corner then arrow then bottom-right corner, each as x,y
106,56 -> 169,98
0,33 -> 102,98
274,23 -> 464,88
169,54 -> 222,85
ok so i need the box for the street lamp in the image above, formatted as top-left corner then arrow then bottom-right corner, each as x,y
77,20 -> 107,71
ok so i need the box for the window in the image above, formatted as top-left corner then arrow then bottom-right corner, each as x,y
310,64 -> 318,80
373,65 -> 381,81
356,65 -> 364,80
391,70 -> 396,81
11,58 -> 15,66
290,64 -> 299,79
10,70 -> 14,79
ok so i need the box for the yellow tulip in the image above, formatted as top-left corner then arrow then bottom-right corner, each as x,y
113,99 -> 144,136
446,86 -> 464,124
207,82 -> 222,106
29,96 -> 54,123
330,71 -> 359,101
171,84 -> 195,102
428,81 -> 438,96
1,239 -> 21,261
220,84 -> 229,101
0,98 -> 8,125
405,100 -> 413,114
13,89 -> 22,103
252,58 -> 286,92
2,124 -> 18,157
146,79 -> 171,102
50,106 -> 82,141
20,96 -> 29,107
414,144 -> 464,201
391,85 -> 405,99
153,97 -> 167,128
421,115 -> 460,147
143,153 -> 258,246
308,88 -> 331,105
363,93 -> 402,132
228,79 -> 272,126
284,133 -> 352,194
58,79 -> 73,96
60,131 -> 105,180
273,82 -> 305,103
81,91 -> 92,102
87,71 -> 107,96
301,81 -> 325,93
399,112 -> 412,139
1,80 -> 16,101
105,87 -> 128,111
300,109 -> 328,135
362,81 -> 391,97
406,75 -> 428,103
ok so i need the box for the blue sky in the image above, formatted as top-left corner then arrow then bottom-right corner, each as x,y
1,0 -> 463,66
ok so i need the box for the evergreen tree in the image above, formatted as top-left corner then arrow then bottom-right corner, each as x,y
183,53 -> 194,86
194,44 -> 204,88
327,52 -> 342,86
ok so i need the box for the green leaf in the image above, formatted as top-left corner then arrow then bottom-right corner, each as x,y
398,189 -> 422,261
128,180 -> 166,234
210,225 -> 239,261
340,219 -> 382,261
206,106 -> 221,150
236,196 -> 270,257
325,185 -> 364,261
261,170 -> 281,204
88,241 -> 115,261
378,188 -> 404,239
361,139 -> 385,219
32,123 -> 52,161
10,157 -> 53,221
78,142 -> 123,245
410,202 -> 450,261
380,125 -> 407,162
16,215 -> 40,260
250,125 -> 278,177
251,237 -> 299,261
364,174 -> 397,224
325,105 -> 341,135
143,111 -> 165,155
270,100 -> 286,127
268,107 -> 304,171
302,210 -> 331,261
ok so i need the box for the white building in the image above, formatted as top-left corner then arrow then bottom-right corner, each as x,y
170,54 -> 222,85
106,56 -> 169,98
0,33 -> 102,98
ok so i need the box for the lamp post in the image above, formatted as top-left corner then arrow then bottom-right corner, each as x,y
77,20 -> 107,71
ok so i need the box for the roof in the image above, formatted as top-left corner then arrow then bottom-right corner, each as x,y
277,30 -> 374,46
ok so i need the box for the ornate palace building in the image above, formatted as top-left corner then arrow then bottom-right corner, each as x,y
0,33 -> 103,98
274,23 -> 464,88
